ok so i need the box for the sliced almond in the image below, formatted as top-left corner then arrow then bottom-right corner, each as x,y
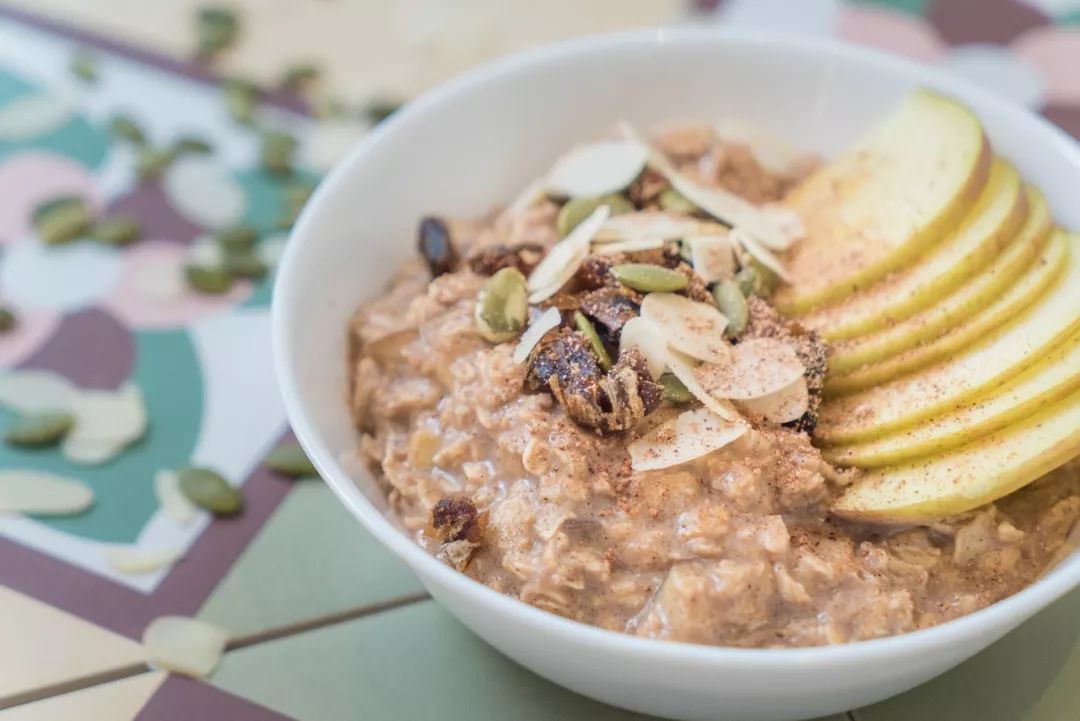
63,439 -> 125,466
527,204 -> 609,303
618,316 -> 669,380
737,376 -> 809,423
505,176 -> 549,216
694,337 -> 805,400
629,407 -> 748,471
546,140 -> 647,198
513,307 -> 562,364
687,234 -> 738,284
730,226 -> 793,282
105,546 -> 181,575
0,370 -> 75,414
665,350 -> 739,421
62,383 -> 147,465
0,94 -> 73,141
0,470 -> 93,515
640,293 -> 730,364
761,203 -> 805,248
594,212 -> 718,243
142,616 -> 228,678
593,237 -> 665,255
155,469 -> 197,526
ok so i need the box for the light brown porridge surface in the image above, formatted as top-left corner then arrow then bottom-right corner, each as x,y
347,127 -> 1080,648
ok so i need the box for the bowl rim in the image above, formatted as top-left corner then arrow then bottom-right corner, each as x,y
273,26 -> 1080,665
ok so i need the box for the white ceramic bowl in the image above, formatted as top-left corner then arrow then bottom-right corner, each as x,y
273,29 -> 1080,721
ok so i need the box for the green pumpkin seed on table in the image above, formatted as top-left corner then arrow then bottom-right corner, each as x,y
216,225 -> 258,252
261,130 -> 297,176
5,413 -> 75,447
90,216 -> 141,247
109,114 -> 147,146
70,49 -> 97,83
33,196 -> 93,245
0,307 -> 17,334
264,442 -> 318,478
185,265 -> 234,295
177,466 -> 243,516
195,5 -> 239,60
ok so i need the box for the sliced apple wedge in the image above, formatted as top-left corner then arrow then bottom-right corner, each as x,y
826,330 -> 1080,468
826,187 -> 1052,376
832,385 -> 1080,523
775,90 -> 991,315
825,229 -> 1068,396
801,159 -> 1025,341
816,231 -> 1080,445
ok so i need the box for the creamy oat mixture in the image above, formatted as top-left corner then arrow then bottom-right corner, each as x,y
347,125 -> 1080,648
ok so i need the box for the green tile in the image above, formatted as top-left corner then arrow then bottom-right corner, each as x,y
212,600 -> 850,721
856,587 -> 1080,721
198,481 -> 423,636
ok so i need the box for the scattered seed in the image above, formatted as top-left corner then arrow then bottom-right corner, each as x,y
196,6 -> 239,60
0,370 -> 75,414
155,469 -> 197,525
0,470 -> 93,515
62,384 -> 147,465
33,196 -> 92,245
143,616 -> 227,678
70,49 -> 97,83
105,546 -> 181,575
136,147 -> 178,182
185,265 -> 234,295
260,130 -> 297,176
223,249 -> 267,279
174,136 -> 213,155
312,96 -> 348,120
177,466 -> 242,516
556,195 -> 632,238
475,267 -> 528,343
109,114 -> 146,145
216,225 -> 257,251
658,188 -> 698,214
0,307 -> 15,334
277,181 -> 314,229
363,98 -> 402,124
573,311 -> 612,370
611,263 -> 688,293
659,373 -> 694,403
417,216 -> 458,277
713,280 -> 749,338
264,442 -> 318,477
280,63 -> 320,95
90,215 -> 141,247
223,78 -> 259,125
5,412 -> 75,447
735,266 -> 762,298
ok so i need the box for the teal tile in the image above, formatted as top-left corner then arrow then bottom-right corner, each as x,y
856,587 -> 1080,721
198,481 -> 423,636
212,600 -> 850,721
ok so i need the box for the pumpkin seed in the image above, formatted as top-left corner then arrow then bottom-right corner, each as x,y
109,114 -> 146,145
223,78 -> 259,125
224,249 -> 267,279
658,188 -> 698,215
216,225 -> 257,251
735,266 -> 761,298
281,64 -> 320,95
277,181 -> 313,229
70,49 -> 97,83
5,412 -> 75,447
713,280 -> 749,338
264,442 -> 318,477
136,146 -> 178,182
659,372 -> 694,404
364,98 -> 402,124
0,307 -> 15,334
196,6 -> 239,59
174,136 -> 213,155
611,263 -> 687,293
556,195 -> 632,238
313,96 -> 348,120
418,216 -> 458,277
177,466 -> 242,516
261,130 -> 297,176
90,215 -> 140,247
475,267 -> 528,343
573,311 -> 612,370
185,265 -> 234,295
33,196 -> 92,245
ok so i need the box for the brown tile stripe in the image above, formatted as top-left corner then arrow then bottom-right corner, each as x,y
0,2 -> 307,113
136,675 -> 294,721
0,453 -> 294,639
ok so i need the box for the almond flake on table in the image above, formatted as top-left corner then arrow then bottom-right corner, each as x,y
546,139 -> 647,198
142,616 -> 228,678
0,369 -> 76,414
640,292 -> 730,364
513,306 -> 562,364
629,407 -> 748,471
155,469 -> 197,525
527,204 -> 609,303
62,383 -> 148,465
0,470 -> 93,515
105,545 -> 182,575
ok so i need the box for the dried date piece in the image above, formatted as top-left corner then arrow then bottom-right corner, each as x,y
626,168 -> 669,208
743,297 -> 828,432
432,495 -> 484,571
579,286 -> 639,334
417,216 -> 459,277
466,242 -> 544,276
